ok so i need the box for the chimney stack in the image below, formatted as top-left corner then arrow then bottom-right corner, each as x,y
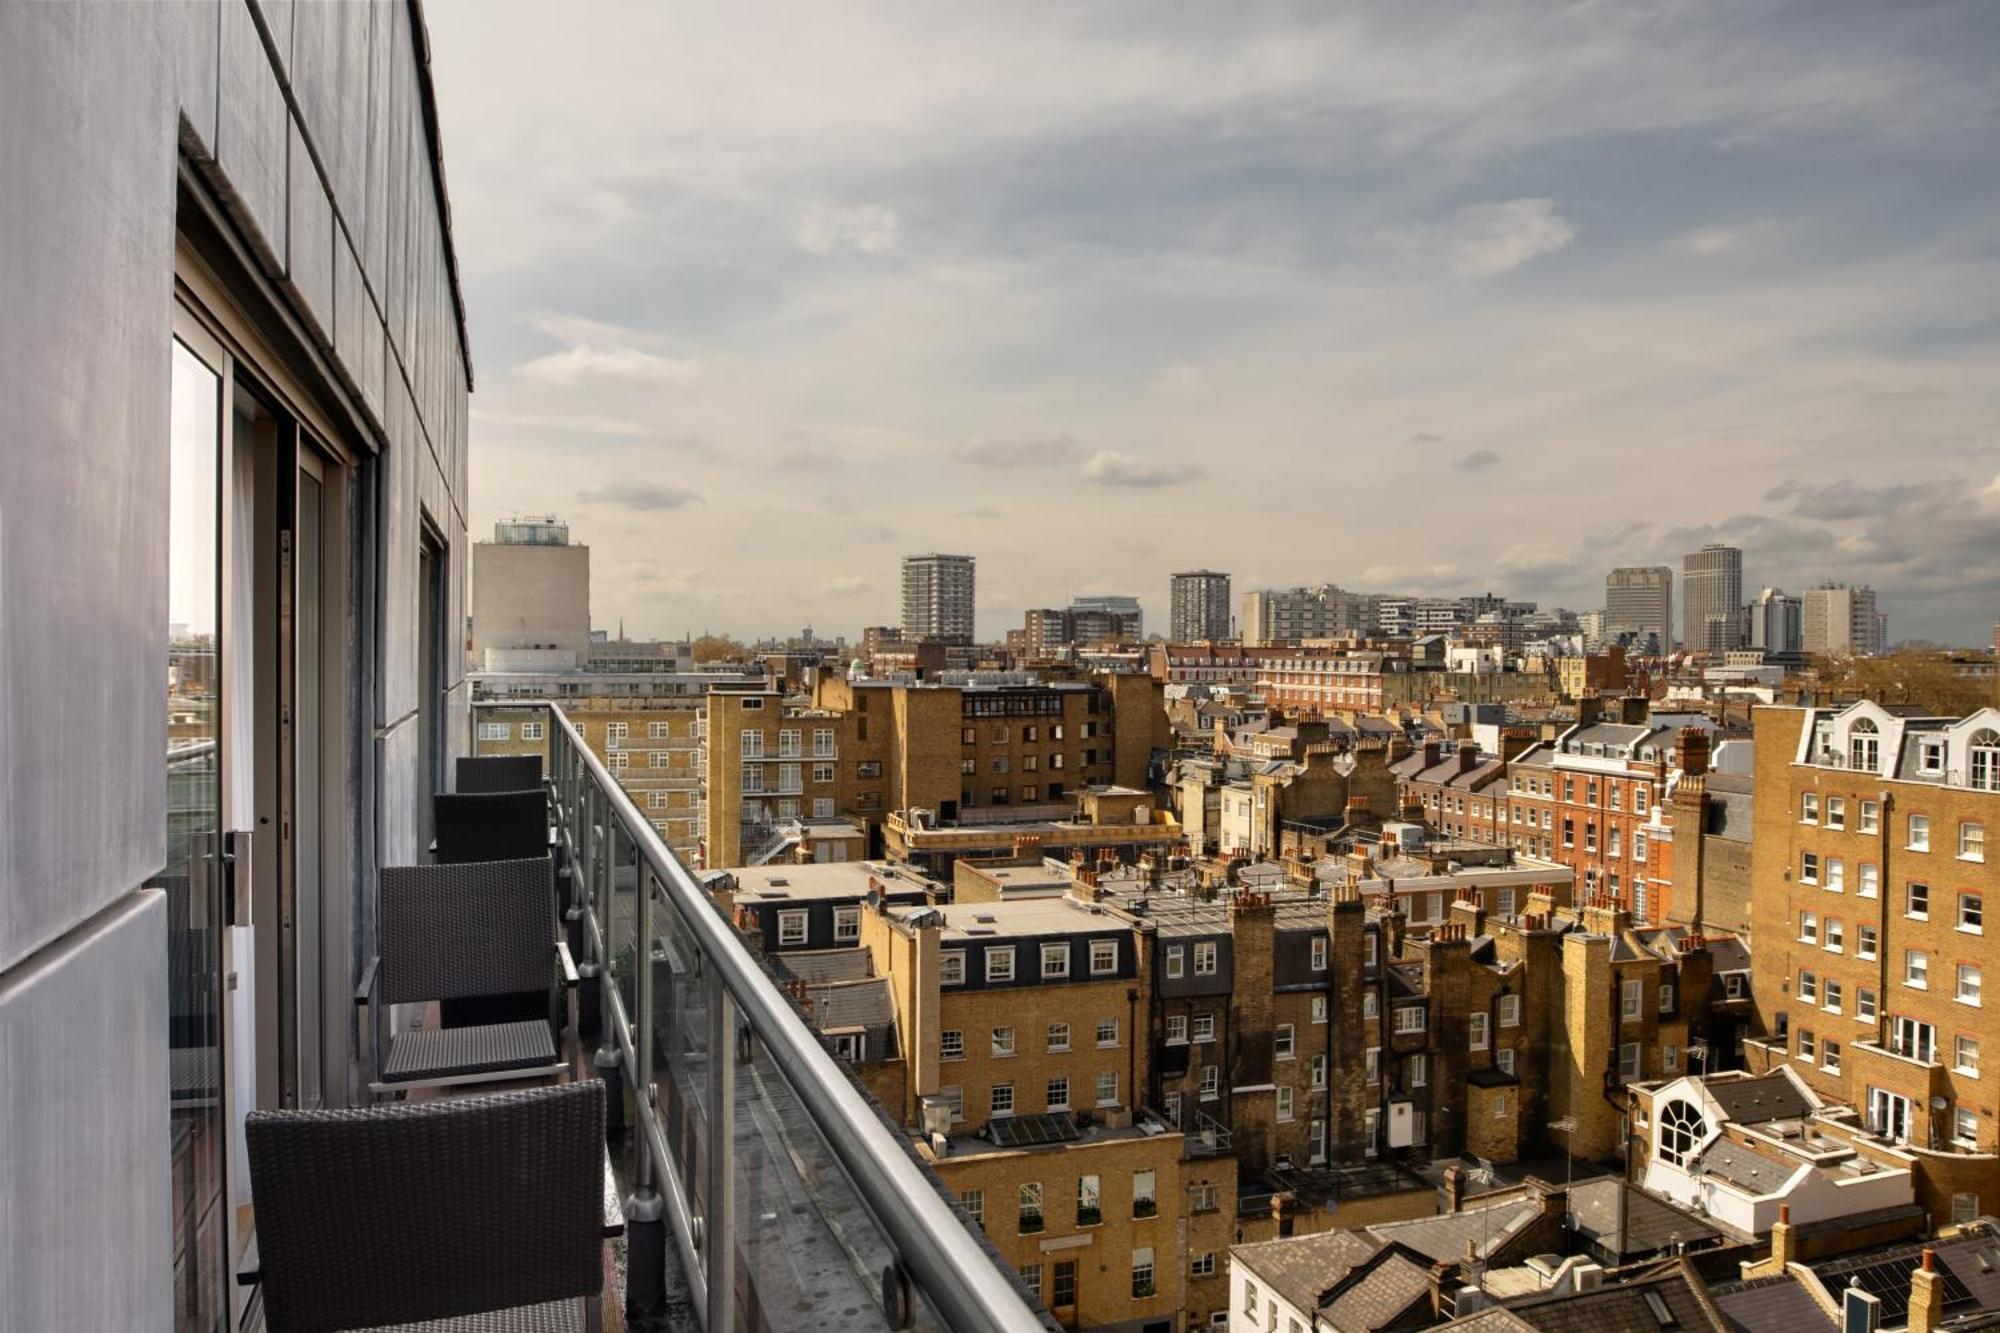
1678,726 -> 1711,778
1909,1248 -> 1946,1333
1770,1204 -> 1796,1271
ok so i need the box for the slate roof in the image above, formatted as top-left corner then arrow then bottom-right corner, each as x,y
774,949 -> 874,985
1708,1071 -> 1811,1126
808,976 -> 896,1032
1232,1229 -> 1379,1320
1365,1198 -> 1541,1263
1440,1261 -> 1730,1332
1565,1177 -> 1722,1259
1694,1138 -> 1796,1193
1709,1274 -> 1837,1333
1321,1250 -> 1436,1332
1812,1224 -> 2000,1326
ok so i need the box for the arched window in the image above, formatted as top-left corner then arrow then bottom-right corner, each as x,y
1969,729 -> 2000,792
1850,717 -> 1880,772
1659,1099 -> 1707,1168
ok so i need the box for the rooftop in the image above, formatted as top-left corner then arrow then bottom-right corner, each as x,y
890,894 -> 1131,941
721,860 -> 942,905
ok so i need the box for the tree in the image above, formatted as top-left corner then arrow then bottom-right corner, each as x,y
1810,650 -> 1999,716
690,634 -> 750,663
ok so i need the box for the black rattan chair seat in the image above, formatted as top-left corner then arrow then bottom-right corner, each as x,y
170,1046 -> 221,1097
382,1021 -> 557,1082
356,1299 -> 580,1332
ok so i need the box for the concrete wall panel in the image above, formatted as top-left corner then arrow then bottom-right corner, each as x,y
332,231 -> 366,405
380,715 -> 420,869
0,1 -> 175,971
216,0 -> 288,269
167,0 -> 222,152
285,118 -> 333,342
360,1 -> 391,295
0,892 -> 171,1331
380,382 -> 420,725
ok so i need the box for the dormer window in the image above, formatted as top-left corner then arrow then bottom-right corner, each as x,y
1969,729 -> 1999,791
1850,718 -> 1880,772
1919,738 -> 1947,775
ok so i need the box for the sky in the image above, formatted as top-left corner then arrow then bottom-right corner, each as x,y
425,0 -> 2000,647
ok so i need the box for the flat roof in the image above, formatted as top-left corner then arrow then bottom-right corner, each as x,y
724,861 -> 940,904
891,895 -> 1128,941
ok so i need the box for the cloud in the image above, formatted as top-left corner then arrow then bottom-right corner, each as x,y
576,481 -> 705,511
1410,432 -> 1444,444
1080,450 -> 1196,488
518,345 -> 702,391
1451,448 -> 1503,473
817,575 -> 870,596
472,407 -> 651,438
955,431 -> 1076,467
1442,198 -> 1577,277
1681,227 -> 1740,256
796,203 -> 901,254
1763,478 -> 1949,522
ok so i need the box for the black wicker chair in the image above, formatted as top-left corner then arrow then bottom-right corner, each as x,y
456,753 -> 544,794
434,788 -> 551,865
245,1080 -> 607,1333
357,856 -> 576,1095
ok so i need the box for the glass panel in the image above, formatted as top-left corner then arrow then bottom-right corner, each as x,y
294,468 -> 323,1108
727,1020 -> 946,1329
649,880 -> 714,1253
613,822 -> 640,1033
164,337 -> 226,1333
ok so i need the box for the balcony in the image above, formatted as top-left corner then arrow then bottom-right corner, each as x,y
466,700 -> 1044,1330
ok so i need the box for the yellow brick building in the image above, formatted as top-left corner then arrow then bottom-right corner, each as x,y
704,672 -> 1168,869
1744,702 -> 2000,1226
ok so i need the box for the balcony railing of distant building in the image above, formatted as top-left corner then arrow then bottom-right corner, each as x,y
475,700 -> 1040,1331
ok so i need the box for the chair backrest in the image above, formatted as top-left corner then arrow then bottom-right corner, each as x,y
379,856 -> 555,1005
456,753 -> 543,794
247,1079 -> 605,1333
434,788 -> 549,864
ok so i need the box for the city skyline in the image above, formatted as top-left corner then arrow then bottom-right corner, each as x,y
429,3 -> 1999,644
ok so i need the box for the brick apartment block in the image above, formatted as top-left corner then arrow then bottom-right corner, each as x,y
1744,701 -> 2000,1227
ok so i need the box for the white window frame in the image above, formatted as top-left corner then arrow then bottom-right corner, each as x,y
777,910 -> 808,946
1089,939 -> 1118,975
986,947 -> 1016,983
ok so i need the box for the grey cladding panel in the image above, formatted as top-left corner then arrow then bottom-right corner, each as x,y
380,711 -> 421,868
165,0 -> 221,151
360,0 -> 391,292
0,893 -> 171,1330
332,231 -> 365,400
216,0 -> 288,268
289,0 -> 369,229
380,381 -> 419,722
285,118 -> 334,342
0,1 -> 174,967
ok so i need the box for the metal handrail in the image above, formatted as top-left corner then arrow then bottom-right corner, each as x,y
494,699 -> 1039,1331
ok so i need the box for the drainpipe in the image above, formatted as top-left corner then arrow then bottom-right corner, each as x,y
1128,987 -> 1139,1115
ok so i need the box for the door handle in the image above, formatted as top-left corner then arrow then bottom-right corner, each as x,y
223,829 -> 255,927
